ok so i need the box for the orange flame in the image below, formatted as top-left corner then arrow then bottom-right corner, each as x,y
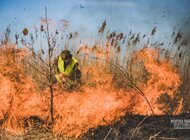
0,45 -> 48,133
129,48 -> 182,115
0,44 -> 182,138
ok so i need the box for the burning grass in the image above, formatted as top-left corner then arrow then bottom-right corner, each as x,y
1,18 -> 189,138
129,47 -> 182,115
0,45 -> 48,134
0,41 -> 184,138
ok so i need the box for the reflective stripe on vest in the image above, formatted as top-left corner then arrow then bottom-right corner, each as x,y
58,56 -> 78,76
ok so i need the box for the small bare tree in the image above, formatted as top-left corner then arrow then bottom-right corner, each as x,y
20,7 -> 60,123
45,6 -> 54,123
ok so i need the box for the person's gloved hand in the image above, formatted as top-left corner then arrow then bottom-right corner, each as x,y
58,73 -> 66,83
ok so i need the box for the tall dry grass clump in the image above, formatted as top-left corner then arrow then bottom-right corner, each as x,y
0,19 -> 189,138
0,43 -> 48,134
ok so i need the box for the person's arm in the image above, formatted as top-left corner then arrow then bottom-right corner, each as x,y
73,62 -> 79,71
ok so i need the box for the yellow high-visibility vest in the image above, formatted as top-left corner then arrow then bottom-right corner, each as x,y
55,55 -> 78,83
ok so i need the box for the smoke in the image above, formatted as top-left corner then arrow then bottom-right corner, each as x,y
174,1 -> 190,112
51,47 -> 182,137
0,44 -> 183,138
181,19 -> 190,43
0,46 -> 48,133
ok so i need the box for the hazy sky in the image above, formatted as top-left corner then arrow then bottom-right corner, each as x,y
0,0 -> 190,40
